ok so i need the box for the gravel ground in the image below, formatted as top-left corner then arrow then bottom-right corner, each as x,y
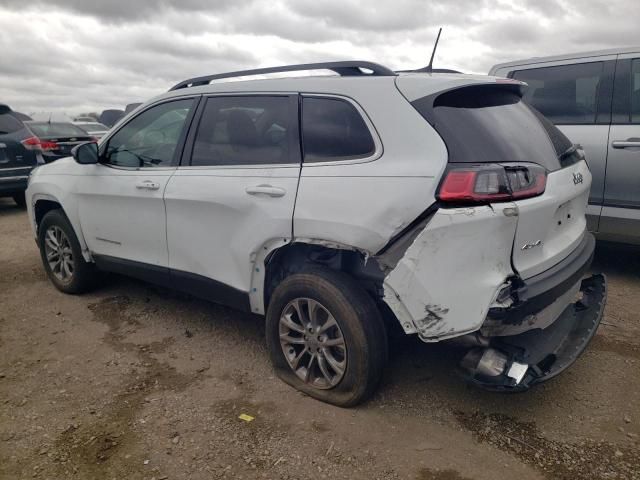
0,197 -> 639,480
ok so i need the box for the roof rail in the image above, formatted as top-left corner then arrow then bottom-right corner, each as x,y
169,61 -> 396,91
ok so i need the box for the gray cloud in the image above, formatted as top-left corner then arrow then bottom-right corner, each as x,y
1,0 -> 639,115
0,0 -> 242,22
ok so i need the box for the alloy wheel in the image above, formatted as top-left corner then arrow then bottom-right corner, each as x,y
43,226 -> 74,283
279,298 -> 347,389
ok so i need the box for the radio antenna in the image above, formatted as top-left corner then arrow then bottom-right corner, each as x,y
426,27 -> 442,72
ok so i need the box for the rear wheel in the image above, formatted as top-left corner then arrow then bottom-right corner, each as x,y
266,268 -> 387,407
38,209 -> 99,294
12,193 -> 26,208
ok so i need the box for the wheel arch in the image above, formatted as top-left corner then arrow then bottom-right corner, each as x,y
253,239 -> 388,316
33,194 -> 92,263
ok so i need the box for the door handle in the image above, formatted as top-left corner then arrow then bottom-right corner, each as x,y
612,140 -> 640,149
245,185 -> 286,197
135,180 -> 160,190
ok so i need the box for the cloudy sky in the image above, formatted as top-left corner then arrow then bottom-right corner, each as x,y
1,0 -> 639,115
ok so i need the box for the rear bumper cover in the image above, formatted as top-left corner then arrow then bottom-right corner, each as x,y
463,273 -> 607,390
482,233 -> 596,336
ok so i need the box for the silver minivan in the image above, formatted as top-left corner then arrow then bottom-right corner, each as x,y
490,47 -> 640,244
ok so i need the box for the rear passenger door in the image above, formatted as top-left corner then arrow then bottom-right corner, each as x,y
510,56 -> 616,232
600,53 -> 640,242
164,94 -> 300,312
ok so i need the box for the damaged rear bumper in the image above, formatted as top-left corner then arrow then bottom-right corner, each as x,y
460,273 -> 607,390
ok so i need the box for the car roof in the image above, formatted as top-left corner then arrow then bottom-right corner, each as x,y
490,46 -> 640,72
153,71 -> 510,105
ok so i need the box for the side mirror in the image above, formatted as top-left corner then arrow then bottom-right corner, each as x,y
72,142 -> 99,165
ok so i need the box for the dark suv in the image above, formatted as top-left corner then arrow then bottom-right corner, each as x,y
0,104 -> 42,206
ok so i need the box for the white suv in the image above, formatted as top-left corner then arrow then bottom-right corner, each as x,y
26,61 -> 607,406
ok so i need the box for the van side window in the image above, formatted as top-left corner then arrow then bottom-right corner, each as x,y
512,62 -> 604,124
631,59 -> 640,123
302,97 -> 375,162
191,96 -> 296,166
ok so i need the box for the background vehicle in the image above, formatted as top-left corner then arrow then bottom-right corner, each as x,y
490,47 -> 640,244
125,103 -> 142,114
73,121 -> 109,139
11,111 -> 32,121
98,109 -> 125,127
25,121 -> 96,162
73,116 -> 96,122
26,62 -> 606,406
0,104 -> 42,206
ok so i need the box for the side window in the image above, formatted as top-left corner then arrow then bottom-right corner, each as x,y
191,96 -> 295,166
512,62 -> 604,124
302,97 -> 375,162
0,113 -> 24,134
631,59 -> 640,123
103,99 -> 193,168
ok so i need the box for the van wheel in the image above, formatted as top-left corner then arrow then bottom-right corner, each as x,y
13,193 -> 26,208
266,268 -> 387,407
38,209 -> 99,294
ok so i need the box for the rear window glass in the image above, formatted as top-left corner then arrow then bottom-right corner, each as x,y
302,97 -> 375,162
76,122 -> 108,130
27,122 -> 89,137
512,62 -> 604,124
0,113 -> 24,134
412,86 -> 572,171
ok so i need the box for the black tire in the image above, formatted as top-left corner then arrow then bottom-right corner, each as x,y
38,209 -> 99,294
13,193 -> 26,208
266,268 -> 388,407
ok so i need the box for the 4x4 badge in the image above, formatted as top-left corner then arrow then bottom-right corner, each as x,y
573,172 -> 584,185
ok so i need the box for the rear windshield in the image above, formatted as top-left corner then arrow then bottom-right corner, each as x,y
0,113 -> 24,134
27,122 -> 88,138
76,122 -> 108,130
411,85 -> 578,171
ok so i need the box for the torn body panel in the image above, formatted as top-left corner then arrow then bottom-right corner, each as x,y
461,274 -> 607,390
381,204 -> 518,341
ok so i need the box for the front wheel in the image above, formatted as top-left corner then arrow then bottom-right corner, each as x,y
38,209 -> 100,294
266,268 -> 387,407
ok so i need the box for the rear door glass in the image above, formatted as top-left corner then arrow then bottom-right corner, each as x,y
512,62 -> 604,124
191,96 -> 296,166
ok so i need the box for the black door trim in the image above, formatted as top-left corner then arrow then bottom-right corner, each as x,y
93,254 -> 251,312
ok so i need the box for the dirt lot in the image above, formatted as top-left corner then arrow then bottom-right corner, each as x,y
0,198 -> 639,480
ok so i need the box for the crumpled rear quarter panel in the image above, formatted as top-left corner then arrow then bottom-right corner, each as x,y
383,205 -> 518,341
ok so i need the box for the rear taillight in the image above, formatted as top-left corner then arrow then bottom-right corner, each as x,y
21,136 -> 58,151
438,164 -> 546,205
40,140 -> 59,151
21,136 -> 42,150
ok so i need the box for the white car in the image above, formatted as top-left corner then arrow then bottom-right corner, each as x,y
72,121 -> 110,140
26,61 -> 606,406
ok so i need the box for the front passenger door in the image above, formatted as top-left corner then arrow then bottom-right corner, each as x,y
76,98 -> 197,269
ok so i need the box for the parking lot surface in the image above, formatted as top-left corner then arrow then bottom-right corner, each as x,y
1,198 -> 639,480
